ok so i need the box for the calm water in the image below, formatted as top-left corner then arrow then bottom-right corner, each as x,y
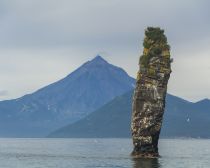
0,138 -> 209,168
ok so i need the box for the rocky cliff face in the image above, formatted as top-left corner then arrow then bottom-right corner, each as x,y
131,27 -> 172,158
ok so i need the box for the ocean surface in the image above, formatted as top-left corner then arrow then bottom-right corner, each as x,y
0,138 -> 209,168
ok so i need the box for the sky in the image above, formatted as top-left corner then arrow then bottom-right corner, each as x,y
0,0 -> 210,102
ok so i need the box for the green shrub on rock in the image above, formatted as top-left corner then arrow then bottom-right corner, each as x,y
140,27 -> 170,67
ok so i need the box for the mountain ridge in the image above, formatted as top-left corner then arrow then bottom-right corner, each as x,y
0,55 -> 135,137
0,56 -> 209,138
48,90 -> 210,138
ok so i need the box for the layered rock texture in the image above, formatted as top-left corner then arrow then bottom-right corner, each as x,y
131,27 -> 172,158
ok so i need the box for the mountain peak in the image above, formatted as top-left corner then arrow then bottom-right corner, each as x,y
195,98 -> 210,104
81,55 -> 109,69
91,55 -> 108,64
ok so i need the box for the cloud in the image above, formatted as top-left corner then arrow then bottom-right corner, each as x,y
0,0 -> 209,48
0,0 -> 209,101
0,90 -> 8,97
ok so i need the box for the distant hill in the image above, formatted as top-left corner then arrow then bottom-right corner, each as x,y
48,90 -> 210,138
0,56 -> 135,137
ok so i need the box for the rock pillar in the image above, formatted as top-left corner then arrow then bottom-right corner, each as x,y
131,27 -> 172,158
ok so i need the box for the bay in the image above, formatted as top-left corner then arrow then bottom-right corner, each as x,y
0,138 -> 209,168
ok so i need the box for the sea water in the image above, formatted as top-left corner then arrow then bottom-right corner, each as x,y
0,138 -> 209,168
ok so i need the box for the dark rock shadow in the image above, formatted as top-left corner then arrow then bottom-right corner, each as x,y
132,158 -> 161,168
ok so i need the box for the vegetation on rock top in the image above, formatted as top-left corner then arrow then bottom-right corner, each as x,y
140,27 -> 170,68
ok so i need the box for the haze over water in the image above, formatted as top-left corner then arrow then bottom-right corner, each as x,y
0,138 -> 209,168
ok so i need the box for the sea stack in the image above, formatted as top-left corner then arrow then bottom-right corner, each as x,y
131,27 -> 172,158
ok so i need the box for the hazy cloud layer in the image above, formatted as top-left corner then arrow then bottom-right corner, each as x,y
0,0 -> 210,101
0,90 -> 8,97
